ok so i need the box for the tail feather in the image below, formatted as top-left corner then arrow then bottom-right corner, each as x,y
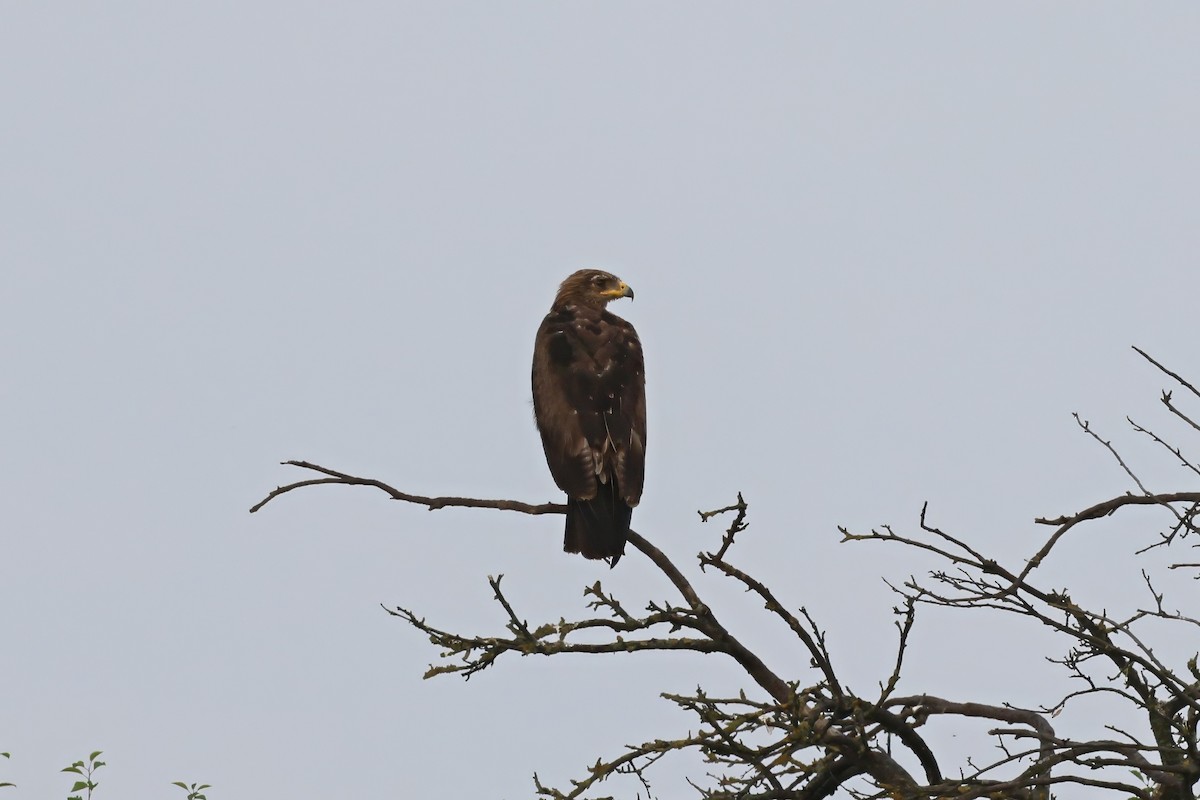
563,489 -> 631,567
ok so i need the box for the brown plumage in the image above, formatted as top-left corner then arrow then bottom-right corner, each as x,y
532,269 -> 646,566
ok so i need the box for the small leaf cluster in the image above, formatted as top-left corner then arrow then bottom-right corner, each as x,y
171,781 -> 212,800
0,751 -> 212,799
62,751 -> 104,800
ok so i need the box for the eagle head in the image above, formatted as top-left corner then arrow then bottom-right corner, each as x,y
554,269 -> 635,308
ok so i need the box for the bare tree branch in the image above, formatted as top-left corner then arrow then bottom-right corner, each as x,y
255,349 -> 1200,800
1134,346 -> 1200,401
250,460 -> 567,516
1023,491 -> 1200,579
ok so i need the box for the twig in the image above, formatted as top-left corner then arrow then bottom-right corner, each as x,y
698,492 -> 749,561
250,460 -> 567,515
1133,347 -> 1200,401
1023,492 -> 1200,580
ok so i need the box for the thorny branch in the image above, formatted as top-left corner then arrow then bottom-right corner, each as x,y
253,350 -> 1200,800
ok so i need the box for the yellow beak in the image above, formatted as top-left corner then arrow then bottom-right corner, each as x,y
602,281 -> 634,301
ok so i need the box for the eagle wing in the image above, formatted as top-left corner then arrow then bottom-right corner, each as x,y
532,304 -> 646,506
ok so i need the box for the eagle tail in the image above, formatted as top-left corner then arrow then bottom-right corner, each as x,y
564,489 -> 630,567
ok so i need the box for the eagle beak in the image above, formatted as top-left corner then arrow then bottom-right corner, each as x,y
603,281 -> 635,301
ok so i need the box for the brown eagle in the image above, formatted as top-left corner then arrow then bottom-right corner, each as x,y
532,269 -> 646,566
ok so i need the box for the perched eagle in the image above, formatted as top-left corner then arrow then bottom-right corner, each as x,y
532,269 -> 646,566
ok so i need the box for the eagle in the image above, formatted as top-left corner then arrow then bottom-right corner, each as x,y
532,269 -> 646,566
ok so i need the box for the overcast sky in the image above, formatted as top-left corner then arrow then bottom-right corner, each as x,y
3,4 -> 1199,799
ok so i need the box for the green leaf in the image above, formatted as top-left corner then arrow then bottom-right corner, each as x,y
89,751 -> 102,762
198,785 -> 211,791
0,753 -> 9,758
70,781 -> 89,792
172,782 -> 189,789
0,782 -> 16,788
62,767 -> 83,775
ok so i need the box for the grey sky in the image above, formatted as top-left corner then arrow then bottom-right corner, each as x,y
3,4 -> 1199,798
